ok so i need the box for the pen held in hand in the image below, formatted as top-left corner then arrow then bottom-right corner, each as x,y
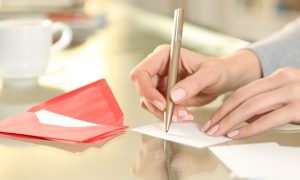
164,8 -> 184,132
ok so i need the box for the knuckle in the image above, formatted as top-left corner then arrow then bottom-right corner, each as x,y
130,68 -> 138,81
239,100 -> 257,114
244,125 -> 255,136
139,99 -> 145,107
275,67 -> 299,82
138,87 -> 155,100
202,63 -> 220,78
190,79 -> 199,92
241,100 -> 255,111
206,63 -> 219,73
289,83 -> 300,95
137,87 -> 148,97
230,89 -> 244,103
154,44 -> 170,52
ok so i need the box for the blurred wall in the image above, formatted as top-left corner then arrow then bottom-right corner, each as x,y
124,0 -> 300,41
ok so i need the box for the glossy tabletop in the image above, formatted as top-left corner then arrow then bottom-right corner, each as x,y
0,2 -> 300,180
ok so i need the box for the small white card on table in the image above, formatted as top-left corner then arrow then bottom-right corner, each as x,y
209,142 -> 300,180
132,122 -> 230,149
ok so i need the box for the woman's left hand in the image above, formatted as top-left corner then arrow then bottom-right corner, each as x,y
202,67 -> 300,139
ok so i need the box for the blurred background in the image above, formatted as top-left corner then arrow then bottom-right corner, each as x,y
125,0 -> 300,41
1,0 -> 299,105
1,0 -> 300,43
1,0 -> 300,105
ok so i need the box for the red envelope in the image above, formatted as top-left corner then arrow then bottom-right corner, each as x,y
0,79 -> 127,143
29,79 -> 124,126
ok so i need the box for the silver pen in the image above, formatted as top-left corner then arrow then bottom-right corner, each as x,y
164,8 -> 184,132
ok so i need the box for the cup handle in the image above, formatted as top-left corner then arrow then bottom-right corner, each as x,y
51,22 -> 73,54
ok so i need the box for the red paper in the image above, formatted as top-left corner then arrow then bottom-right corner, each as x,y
0,79 -> 127,144
29,79 -> 123,126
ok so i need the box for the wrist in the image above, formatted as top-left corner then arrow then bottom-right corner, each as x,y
220,49 -> 262,90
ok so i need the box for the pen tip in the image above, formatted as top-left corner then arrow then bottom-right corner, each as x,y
166,127 -> 170,133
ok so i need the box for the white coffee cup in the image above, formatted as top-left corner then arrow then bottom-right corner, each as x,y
0,19 -> 73,79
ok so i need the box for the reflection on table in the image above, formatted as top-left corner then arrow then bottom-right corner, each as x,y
0,2 -> 299,180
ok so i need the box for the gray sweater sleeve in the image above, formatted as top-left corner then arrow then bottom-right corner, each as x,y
247,17 -> 300,77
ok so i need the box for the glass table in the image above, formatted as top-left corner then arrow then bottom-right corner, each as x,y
0,2 -> 299,180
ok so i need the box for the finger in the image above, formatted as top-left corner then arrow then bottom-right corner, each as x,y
157,76 -> 168,96
141,98 -> 186,122
140,98 -> 164,120
130,45 -> 171,111
174,105 -> 188,118
132,72 -> 166,111
132,45 -> 171,78
207,86 -> 288,136
179,93 -> 218,106
246,114 -> 264,123
227,105 -> 293,139
211,68 -> 300,126
170,64 -> 221,104
173,106 -> 194,122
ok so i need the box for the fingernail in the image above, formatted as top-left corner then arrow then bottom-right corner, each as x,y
172,115 -> 178,123
178,110 -> 188,118
171,159 -> 186,169
171,88 -> 186,102
201,120 -> 211,132
154,150 -> 165,160
181,114 -> 194,121
207,124 -> 219,136
227,130 -> 239,138
152,100 -> 164,111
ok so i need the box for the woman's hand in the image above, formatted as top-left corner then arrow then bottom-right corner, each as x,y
202,67 -> 300,139
130,45 -> 261,122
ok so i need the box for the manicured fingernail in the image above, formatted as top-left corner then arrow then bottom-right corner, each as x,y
181,114 -> 194,121
172,115 -> 178,122
207,124 -> 219,136
154,150 -> 165,160
152,100 -> 164,111
201,120 -> 211,132
227,130 -> 239,138
171,88 -> 186,102
178,110 -> 188,118
171,159 -> 186,169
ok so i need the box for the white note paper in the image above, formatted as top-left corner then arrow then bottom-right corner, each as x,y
132,122 -> 230,149
209,143 -> 300,180
36,110 -> 100,127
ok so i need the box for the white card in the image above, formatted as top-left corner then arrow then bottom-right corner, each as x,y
132,122 -> 230,149
209,143 -> 300,180
36,110 -> 100,127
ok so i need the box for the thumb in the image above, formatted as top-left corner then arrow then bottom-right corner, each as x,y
170,66 -> 220,103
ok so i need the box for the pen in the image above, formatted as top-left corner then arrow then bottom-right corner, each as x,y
164,8 -> 184,132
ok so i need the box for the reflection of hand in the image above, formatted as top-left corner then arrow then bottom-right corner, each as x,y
202,67 -> 300,139
130,45 -> 261,122
131,136 -> 168,180
131,135 -> 218,179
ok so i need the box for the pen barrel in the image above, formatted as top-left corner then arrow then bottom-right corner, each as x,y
165,8 -> 184,131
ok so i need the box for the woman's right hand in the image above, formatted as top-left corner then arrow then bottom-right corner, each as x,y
130,45 -> 261,122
